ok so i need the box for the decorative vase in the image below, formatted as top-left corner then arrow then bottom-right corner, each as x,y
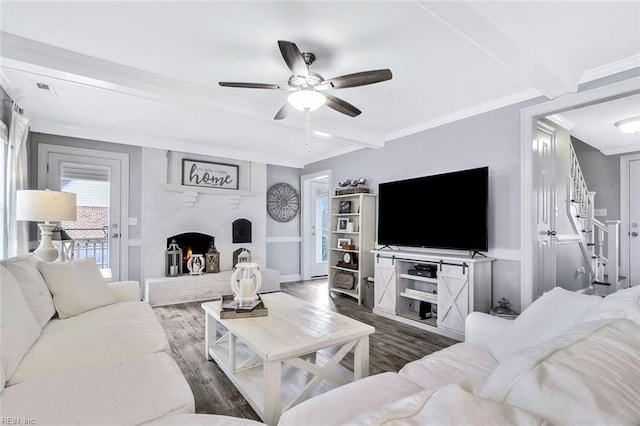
230,262 -> 262,307
205,239 -> 220,273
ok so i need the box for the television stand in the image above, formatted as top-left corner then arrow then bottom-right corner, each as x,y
371,249 -> 494,340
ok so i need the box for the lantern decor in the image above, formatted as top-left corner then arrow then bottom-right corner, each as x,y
187,254 -> 205,275
52,227 -> 74,262
230,262 -> 262,308
233,248 -> 251,267
205,239 -> 220,273
165,239 -> 183,277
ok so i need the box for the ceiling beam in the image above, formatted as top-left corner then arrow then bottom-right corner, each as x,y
0,32 -> 384,149
414,1 -> 580,99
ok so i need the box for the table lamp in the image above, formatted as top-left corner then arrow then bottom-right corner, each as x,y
16,189 -> 77,261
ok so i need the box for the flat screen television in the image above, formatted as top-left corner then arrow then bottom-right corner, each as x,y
377,166 -> 488,251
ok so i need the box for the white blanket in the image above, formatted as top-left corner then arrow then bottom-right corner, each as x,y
479,318 -> 640,425
344,384 -> 545,426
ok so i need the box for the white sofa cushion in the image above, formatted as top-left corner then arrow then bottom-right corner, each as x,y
0,266 -> 42,390
278,372 -> 424,426
578,284 -> 640,324
479,319 -> 640,425
37,258 -> 118,319
485,287 -> 601,362
398,342 -> 497,392
7,302 -> 169,385
1,352 -> 194,425
42,300 -> 158,334
343,384 -> 544,426
0,254 -> 55,327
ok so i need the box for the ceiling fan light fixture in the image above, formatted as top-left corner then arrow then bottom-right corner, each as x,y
615,116 -> 640,134
287,89 -> 326,112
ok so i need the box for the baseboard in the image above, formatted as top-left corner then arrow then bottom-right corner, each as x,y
280,274 -> 302,283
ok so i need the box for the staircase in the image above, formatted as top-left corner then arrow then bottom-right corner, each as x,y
566,143 -> 622,295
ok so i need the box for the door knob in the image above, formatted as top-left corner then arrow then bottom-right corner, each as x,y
632,232 -> 639,237
547,230 -> 557,236
112,233 -> 120,239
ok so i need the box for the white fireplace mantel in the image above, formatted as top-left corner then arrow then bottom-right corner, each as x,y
163,183 -> 258,208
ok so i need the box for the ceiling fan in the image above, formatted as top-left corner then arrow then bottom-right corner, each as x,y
219,40 -> 392,120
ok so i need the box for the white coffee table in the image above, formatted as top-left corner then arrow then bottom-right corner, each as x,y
202,292 -> 375,425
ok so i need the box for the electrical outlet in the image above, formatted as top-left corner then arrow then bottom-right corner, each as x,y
594,208 -> 607,217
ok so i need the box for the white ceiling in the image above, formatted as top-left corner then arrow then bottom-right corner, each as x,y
1,1 -> 639,167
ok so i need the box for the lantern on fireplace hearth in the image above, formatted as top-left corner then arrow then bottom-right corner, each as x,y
205,238 -> 220,273
165,239 -> 183,277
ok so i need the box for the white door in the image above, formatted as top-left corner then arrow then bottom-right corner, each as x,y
533,122 -> 557,299
310,180 -> 329,277
628,158 -> 640,286
39,145 -> 129,281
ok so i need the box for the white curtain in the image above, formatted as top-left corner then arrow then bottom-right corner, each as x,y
6,104 -> 29,257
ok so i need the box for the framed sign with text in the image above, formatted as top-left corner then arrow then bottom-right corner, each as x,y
182,159 -> 239,190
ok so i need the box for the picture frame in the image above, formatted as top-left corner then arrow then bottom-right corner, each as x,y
337,217 -> 350,232
337,238 -> 351,248
338,200 -> 352,214
182,159 -> 239,190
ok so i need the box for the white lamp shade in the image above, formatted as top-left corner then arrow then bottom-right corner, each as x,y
16,190 -> 77,222
287,90 -> 326,112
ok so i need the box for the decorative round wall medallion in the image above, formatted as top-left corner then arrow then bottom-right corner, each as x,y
267,182 -> 300,222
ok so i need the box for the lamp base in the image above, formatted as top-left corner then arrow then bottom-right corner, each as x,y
35,223 -> 59,262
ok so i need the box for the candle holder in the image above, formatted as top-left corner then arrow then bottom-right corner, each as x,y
165,239 -> 183,276
230,262 -> 262,308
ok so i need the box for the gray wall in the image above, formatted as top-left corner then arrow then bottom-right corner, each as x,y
28,133 -> 144,282
303,99 -> 541,313
266,164 -> 302,280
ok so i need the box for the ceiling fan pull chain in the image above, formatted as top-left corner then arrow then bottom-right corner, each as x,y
305,110 -> 311,152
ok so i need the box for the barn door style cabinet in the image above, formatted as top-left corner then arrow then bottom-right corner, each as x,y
371,250 -> 493,340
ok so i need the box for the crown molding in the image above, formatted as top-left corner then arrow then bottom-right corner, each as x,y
580,55 -> 640,84
29,121 -> 308,168
546,114 -> 575,131
385,88 -> 541,142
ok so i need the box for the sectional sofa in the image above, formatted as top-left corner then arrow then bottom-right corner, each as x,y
278,285 -> 640,425
0,254 -> 244,425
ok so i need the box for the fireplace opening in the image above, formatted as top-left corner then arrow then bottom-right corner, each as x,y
167,232 -> 214,272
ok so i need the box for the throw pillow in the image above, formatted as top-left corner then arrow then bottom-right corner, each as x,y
0,265 -> 42,390
479,319 -> 640,425
0,253 -> 56,327
578,285 -> 640,325
37,258 -> 118,319
485,287 -> 601,362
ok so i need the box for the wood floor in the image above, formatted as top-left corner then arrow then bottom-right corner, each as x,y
153,278 -> 457,421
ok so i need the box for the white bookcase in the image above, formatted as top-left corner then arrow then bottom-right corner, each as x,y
329,193 -> 377,305
372,249 -> 493,340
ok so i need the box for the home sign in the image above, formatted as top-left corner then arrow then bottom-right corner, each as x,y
182,159 -> 239,190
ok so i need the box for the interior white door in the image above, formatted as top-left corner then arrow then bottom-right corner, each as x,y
310,180 -> 329,277
40,146 -> 129,281
628,158 -> 640,286
533,122 -> 557,299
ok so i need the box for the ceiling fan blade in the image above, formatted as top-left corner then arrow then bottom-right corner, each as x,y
219,82 -> 283,89
324,69 -> 392,89
278,40 -> 309,77
325,94 -> 361,117
274,103 -> 293,120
